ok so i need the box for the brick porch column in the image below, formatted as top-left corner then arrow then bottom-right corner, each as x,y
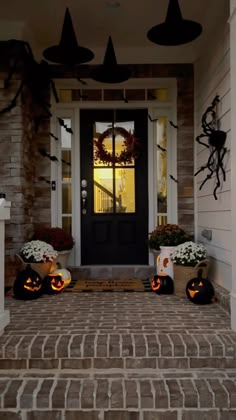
0,194 -> 10,332
230,0 -> 236,331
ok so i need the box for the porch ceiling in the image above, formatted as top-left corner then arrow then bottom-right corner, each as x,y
0,0 -> 229,64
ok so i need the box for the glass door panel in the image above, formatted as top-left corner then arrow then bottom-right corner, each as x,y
93,120 -> 135,214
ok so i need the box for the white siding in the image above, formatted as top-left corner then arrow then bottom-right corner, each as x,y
194,18 -> 232,291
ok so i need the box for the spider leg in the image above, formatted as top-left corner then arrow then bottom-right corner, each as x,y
208,147 -> 227,200
213,152 -> 222,200
196,134 -> 210,148
198,149 -> 215,190
194,147 -> 215,177
0,80 -> 25,114
218,147 -> 227,181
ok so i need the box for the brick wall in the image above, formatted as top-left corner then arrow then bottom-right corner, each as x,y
0,63 -> 194,286
0,80 -> 51,286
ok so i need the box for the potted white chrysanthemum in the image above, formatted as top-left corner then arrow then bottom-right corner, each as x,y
170,241 -> 209,297
18,240 -> 58,279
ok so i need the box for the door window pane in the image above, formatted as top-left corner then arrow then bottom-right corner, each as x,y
94,168 -> 113,213
93,120 -> 136,214
115,168 -> 135,213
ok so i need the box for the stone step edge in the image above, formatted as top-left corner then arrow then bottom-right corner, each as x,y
1,376 -> 236,411
1,356 -> 236,370
0,367 -> 236,378
1,409 -> 236,418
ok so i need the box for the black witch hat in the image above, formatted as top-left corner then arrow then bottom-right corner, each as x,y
90,36 -> 131,83
147,0 -> 202,46
43,8 -> 94,65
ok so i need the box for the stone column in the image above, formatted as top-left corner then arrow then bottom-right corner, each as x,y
0,195 -> 10,332
230,0 -> 236,331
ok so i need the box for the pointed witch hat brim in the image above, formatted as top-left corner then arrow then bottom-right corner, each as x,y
147,0 -> 202,46
43,8 -> 94,65
90,36 -> 131,83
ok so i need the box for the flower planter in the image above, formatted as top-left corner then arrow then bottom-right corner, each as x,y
30,261 -> 53,279
150,249 -> 160,268
173,259 -> 209,297
55,250 -> 71,268
156,246 -> 176,278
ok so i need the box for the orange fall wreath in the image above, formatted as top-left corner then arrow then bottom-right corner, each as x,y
93,126 -> 140,164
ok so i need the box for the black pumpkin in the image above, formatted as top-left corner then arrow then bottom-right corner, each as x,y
186,269 -> 215,304
13,265 -> 43,300
43,273 -> 65,294
151,274 -> 174,294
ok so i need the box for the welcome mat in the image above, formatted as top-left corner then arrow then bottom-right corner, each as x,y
65,278 -> 152,292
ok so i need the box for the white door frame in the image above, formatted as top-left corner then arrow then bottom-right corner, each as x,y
51,78 -> 177,266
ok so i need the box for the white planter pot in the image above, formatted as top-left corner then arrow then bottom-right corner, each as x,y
55,250 -> 71,268
156,246 -> 176,279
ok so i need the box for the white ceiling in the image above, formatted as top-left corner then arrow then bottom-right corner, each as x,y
0,0 -> 229,64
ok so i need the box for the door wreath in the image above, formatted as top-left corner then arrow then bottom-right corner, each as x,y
94,126 -> 140,164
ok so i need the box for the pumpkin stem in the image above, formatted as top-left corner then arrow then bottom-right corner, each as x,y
197,268 -> 203,279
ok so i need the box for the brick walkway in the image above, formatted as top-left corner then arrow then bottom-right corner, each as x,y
1,292 -> 236,419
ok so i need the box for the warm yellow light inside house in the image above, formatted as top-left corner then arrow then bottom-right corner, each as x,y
93,168 -> 135,213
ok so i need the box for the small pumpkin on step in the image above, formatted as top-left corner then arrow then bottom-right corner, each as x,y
151,274 -> 174,294
43,273 -> 65,294
186,269 -> 215,304
13,265 -> 43,300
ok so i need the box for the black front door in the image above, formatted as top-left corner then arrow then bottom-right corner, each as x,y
80,109 -> 148,264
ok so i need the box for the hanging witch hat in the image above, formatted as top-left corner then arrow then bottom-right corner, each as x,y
90,36 -> 131,83
43,8 -> 94,65
147,0 -> 202,46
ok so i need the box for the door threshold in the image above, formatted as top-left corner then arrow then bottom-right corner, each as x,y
69,265 -> 155,280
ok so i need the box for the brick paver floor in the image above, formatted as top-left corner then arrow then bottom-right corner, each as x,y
0,292 -> 236,419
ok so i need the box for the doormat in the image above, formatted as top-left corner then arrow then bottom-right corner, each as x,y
65,278 -> 152,292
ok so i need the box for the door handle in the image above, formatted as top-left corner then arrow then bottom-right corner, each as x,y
81,189 -> 87,215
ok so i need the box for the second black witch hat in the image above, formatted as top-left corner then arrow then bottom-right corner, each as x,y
90,36 -> 131,83
147,0 -> 202,46
43,8 -> 94,65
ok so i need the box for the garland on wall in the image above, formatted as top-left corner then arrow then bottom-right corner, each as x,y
94,126 -> 140,164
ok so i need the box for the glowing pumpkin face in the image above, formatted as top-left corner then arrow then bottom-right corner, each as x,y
49,268 -> 71,288
43,274 -> 65,294
186,272 -> 215,304
13,265 -> 43,300
151,274 -> 174,295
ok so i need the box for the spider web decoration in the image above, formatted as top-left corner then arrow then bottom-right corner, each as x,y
0,39 -> 73,136
0,39 -> 74,174
194,95 -> 227,200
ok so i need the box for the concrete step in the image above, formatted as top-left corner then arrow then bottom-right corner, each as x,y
1,291 -> 236,418
0,331 -> 236,371
0,371 -> 236,418
69,265 -> 155,280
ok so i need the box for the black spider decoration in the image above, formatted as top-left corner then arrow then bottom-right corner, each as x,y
194,95 -> 227,200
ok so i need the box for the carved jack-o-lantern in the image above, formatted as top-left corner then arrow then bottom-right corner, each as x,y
49,268 -> 71,288
13,265 -> 43,300
186,270 -> 215,304
43,273 -> 65,294
151,274 -> 174,295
